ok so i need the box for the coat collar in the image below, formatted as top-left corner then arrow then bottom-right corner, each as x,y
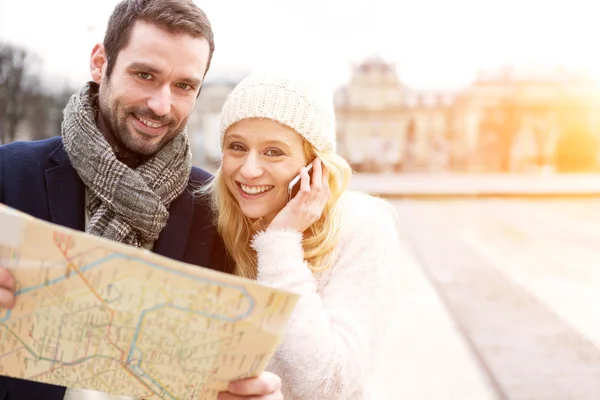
46,142 -> 86,232
152,188 -> 194,260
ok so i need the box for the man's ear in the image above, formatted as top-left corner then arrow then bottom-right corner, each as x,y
90,43 -> 107,84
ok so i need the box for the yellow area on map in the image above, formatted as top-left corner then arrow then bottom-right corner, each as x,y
0,204 -> 299,399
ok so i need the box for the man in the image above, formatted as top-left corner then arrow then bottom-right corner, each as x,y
0,0 -> 283,399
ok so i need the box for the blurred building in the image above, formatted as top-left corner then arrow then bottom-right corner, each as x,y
453,67 -> 600,172
335,61 -> 600,173
334,58 -> 455,173
187,70 -> 249,169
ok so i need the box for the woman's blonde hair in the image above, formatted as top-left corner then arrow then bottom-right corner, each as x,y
198,139 -> 353,279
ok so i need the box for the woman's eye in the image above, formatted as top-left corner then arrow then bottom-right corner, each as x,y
265,149 -> 283,157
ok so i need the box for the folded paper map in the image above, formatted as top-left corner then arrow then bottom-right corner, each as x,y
0,204 -> 298,399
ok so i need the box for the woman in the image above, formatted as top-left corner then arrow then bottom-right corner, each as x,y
203,71 -> 404,399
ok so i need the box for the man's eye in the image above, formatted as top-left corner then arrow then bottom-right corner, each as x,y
228,143 -> 245,151
138,72 -> 152,80
176,83 -> 192,90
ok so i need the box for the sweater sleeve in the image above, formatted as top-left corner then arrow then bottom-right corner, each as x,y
250,200 -> 403,399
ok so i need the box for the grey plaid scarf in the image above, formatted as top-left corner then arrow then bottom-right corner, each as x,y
61,82 -> 192,247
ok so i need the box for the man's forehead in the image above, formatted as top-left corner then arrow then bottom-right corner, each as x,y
117,22 -> 210,79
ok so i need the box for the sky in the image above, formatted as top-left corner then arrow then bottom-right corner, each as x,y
1,0 -> 600,92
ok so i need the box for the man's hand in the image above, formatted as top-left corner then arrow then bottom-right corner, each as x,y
0,267 -> 16,309
218,371 -> 283,400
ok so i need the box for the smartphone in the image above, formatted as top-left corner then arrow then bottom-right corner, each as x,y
287,163 -> 314,202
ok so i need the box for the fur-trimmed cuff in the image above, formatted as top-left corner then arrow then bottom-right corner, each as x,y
251,228 -> 312,287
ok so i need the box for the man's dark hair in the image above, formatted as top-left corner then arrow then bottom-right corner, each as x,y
103,0 -> 215,80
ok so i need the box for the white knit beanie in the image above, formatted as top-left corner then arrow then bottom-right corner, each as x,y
219,71 -> 336,153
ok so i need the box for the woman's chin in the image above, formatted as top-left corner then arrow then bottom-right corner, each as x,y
239,207 -> 267,221
240,208 -> 277,228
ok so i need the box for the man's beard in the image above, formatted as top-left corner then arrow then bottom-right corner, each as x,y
112,105 -> 180,156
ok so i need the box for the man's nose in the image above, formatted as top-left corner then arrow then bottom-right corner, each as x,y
240,155 -> 264,179
147,85 -> 172,117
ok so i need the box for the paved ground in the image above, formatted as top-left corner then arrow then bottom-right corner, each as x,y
389,198 -> 600,399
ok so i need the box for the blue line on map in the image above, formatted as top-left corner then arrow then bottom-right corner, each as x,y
1,252 -> 255,324
15,255 -> 119,295
130,364 -> 177,400
126,304 -> 166,362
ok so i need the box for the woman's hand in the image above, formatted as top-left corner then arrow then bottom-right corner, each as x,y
268,158 -> 330,233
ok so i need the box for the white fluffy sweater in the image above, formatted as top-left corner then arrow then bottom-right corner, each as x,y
251,191 -> 405,400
